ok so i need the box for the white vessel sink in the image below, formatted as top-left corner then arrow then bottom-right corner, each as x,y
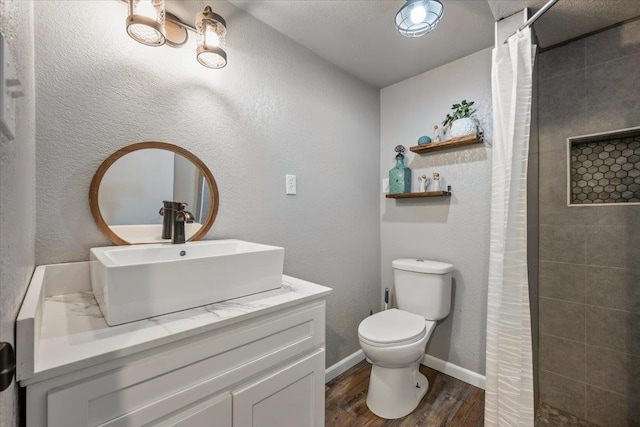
90,239 -> 284,326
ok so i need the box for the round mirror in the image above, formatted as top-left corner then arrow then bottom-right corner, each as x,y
89,142 -> 219,245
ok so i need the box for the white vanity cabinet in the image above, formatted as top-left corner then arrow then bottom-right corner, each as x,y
17,263 -> 331,427
232,350 -> 325,427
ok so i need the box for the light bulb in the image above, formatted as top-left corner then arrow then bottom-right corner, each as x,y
410,5 -> 427,24
205,26 -> 220,47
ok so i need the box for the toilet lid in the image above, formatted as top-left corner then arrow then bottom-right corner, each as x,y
392,259 -> 454,274
358,309 -> 426,344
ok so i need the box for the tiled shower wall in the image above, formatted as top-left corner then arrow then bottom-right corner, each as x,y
537,19 -> 640,426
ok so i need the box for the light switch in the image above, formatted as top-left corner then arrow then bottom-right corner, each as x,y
0,32 -> 23,141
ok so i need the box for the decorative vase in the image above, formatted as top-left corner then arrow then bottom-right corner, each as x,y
449,117 -> 477,139
418,136 -> 432,145
389,145 -> 411,194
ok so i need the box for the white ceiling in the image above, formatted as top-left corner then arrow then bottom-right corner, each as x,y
167,1 -> 640,89
225,0 -> 496,88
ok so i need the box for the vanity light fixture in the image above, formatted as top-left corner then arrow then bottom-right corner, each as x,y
126,0 -> 166,46
196,6 -> 227,69
124,1 -> 227,68
395,0 -> 444,38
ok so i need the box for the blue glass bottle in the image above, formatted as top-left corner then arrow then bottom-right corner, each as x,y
389,145 -> 411,194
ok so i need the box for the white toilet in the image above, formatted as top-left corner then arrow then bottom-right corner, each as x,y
358,258 -> 453,419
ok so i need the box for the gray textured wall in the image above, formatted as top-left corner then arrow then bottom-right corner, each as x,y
537,19 -> 640,426
34,1 -> 381,367
0,1 -> 36,425
380,48 -> 493,376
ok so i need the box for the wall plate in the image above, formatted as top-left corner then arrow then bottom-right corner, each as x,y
286,174 -> 296,195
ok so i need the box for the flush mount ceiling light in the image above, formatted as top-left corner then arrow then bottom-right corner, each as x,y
124,1 -> 227,68
395,0 -> 444,38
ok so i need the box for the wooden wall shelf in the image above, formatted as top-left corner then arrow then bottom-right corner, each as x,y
386,190 -> 451,199
410,134 -> 483,154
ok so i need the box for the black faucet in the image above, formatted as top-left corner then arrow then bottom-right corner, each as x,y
159,201 -> 180,239
159,201 -> 194,243
172,203 -> 195,244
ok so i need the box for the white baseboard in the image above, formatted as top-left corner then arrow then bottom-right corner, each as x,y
422,354 -> 486,389
325,350 -> 485,390
325,349 -> 365,383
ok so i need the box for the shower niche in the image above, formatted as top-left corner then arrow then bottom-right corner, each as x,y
568,127 -> 640,205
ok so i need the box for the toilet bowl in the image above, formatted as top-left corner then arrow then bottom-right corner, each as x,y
358,309 -> 437,419
358,259 -> 453,419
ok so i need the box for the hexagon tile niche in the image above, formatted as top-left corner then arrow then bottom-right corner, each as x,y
570,128 -> 640,204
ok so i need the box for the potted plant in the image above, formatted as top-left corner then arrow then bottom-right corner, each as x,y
442,100 -> 478,139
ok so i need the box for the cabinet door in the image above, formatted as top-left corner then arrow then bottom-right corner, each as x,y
232,349 -> 325,427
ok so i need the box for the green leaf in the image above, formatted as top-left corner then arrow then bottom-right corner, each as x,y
444,99 -> 477,125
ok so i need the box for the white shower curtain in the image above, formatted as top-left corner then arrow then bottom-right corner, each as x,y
485,28 -> 535,427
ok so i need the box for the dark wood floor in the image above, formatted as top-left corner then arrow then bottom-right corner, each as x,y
325,360 -> 485,426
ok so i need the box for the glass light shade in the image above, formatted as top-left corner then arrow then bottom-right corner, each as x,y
126,0 -> 166,47
196,7 -> 227,69
395,0 -> 444,38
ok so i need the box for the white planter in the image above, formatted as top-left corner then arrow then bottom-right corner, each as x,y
449,118 -> 477,139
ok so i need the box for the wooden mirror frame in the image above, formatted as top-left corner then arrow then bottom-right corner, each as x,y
89,141 -> 219,245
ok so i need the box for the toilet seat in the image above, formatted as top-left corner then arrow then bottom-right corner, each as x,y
358,309 -> 432,347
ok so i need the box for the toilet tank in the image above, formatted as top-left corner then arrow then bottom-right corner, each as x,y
392,259 -> 453,321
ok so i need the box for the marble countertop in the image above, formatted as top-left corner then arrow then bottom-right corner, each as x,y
17,262 -> 331,386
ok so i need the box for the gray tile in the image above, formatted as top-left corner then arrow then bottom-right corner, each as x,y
539,147 -> 568,206
539,225 -> 586,264
586,345 -> 640,397
538,150 -> 591,226
539,114 -> 589,154
540,369 -> 586,418
536,402 -> 597,426
585,266 -> 640,313
529,256 -> 539,297
585,226 -> 640,269
539,69 -> 586,121
586,306 -> 640,356
583,206 -> 640,228
532,297 -> 540,376
528,151 -> 540,221
540,333 -> 585,381
538,69 -> 587,153
586,53 -> 640,132
540,39 -> 586,80
585,385 -> 640,427
538,147 -> 566,186
540,297 -> 585,342
539,261 -> 585,303
586,20 -> 640,67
